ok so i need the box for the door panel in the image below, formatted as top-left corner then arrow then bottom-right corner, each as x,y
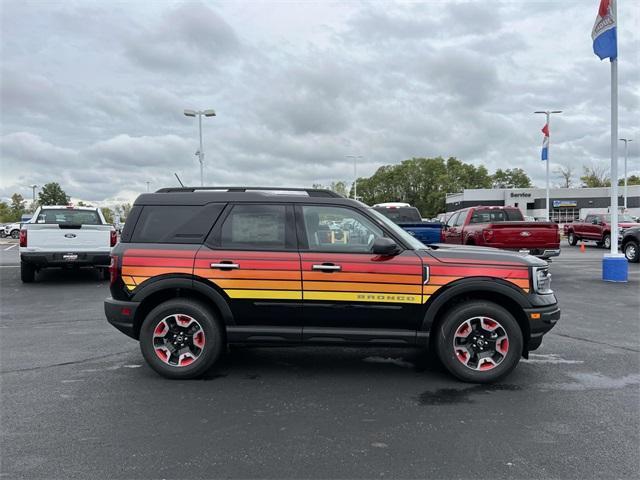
195,203 -> 302,341
296,204 -> 425,336
300,251 -> 424,331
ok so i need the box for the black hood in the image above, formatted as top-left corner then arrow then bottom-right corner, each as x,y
417,243 -> 548,267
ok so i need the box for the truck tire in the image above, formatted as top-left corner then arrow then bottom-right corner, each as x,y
435,300 -> 523,383
21,262 -> 35,283
602,234 -> 611,250
10,229 -> 20,239
624,240 -> 639,263
139,298 -> 224,379
567,231 -> 578,246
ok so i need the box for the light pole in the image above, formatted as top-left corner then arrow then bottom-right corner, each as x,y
619,138 -> 632,210
345,155 -> 362,200
28,184 -> 38,206
145,181 -> 151,193
184,109 -> 216,186
534,110 -> 562,221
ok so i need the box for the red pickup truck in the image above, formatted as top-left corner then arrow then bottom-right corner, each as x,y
565,213 -> 640,249
444,206 -> 560,259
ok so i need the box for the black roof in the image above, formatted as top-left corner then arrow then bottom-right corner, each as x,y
134,186 -> 361,207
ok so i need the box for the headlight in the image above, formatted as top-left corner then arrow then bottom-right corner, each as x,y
532,267 -> 553,294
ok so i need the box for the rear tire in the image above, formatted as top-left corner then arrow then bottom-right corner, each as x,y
602,234 -> 611,250
21,262 -> 35,283
139,299 -> 224,379
567,232 -> 577,246
435,301 -> 523,383
624,241 -> 639,263
10,229 -> 20,239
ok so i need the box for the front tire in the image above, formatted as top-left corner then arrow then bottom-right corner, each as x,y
567,232 -> 577,246
436,301 -> 523,383
20,262 -> 35,283
602,234 -> 611,250
624,241 -> 639,263
139,299 -> 224,379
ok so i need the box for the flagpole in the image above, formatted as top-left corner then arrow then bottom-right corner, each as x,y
610,56 -> 618,255
546,112 -> 550,222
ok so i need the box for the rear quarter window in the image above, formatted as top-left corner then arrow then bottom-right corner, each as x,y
35,209 -> 101,225
130,203 -> 224,244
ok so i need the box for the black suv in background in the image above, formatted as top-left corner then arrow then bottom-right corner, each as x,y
621,227 -> 640,262
105,187 -> 560,383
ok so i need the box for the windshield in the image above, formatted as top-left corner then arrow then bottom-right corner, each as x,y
34,209 -> 102,225
367,207 -> 428,250
373,207 -> 422,223
604,214 -> 634,223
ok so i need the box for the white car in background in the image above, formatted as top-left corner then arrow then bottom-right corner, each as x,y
4,222 -> 21,239
19,205 -> 116,282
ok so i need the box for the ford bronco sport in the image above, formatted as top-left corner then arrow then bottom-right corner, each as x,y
105,187 -> 560,383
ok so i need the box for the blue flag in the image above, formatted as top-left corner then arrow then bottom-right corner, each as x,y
592,0 -> 617,61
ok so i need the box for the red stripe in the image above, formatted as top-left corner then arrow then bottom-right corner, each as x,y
430,265 -> 528,278
123,256 -> 194,267
124,248 -> 197,258
300,253 -> 421,265
197,250 -> 300,260
195,259 -> 300,270
302,262 -> 422,275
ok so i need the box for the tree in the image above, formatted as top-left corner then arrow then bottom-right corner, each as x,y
0,201 -> 11,223
491,168 -> 532,188
9,193 -> 26,221
101,208 -> 114,224
38,182 -> 70,206
554,165 -> 574,188
618,174 -> 640,186
355,157 -> 493,217
580,165 -> 610,187
312,181 -> 350,197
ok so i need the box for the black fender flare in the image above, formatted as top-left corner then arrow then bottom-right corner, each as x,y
131,274 -> 234,325
421,277 -> 531,332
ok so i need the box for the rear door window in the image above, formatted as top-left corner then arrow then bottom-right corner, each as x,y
131,203 -> 224,243
218,204 -> 295,250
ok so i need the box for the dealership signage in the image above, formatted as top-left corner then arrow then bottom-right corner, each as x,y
510,192 -> 532,198
553,200 -> 578,208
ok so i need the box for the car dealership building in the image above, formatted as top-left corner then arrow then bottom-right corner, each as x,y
445,186 -> 640,223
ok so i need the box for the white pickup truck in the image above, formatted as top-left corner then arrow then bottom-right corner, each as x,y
19,205 -> 116,282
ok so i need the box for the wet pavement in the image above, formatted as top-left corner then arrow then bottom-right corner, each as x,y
1,245 -> 639,479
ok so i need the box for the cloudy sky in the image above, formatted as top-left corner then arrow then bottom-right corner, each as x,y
1,0 -> 639,206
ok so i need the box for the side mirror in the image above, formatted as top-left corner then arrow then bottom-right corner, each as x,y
372,237 -> 400,256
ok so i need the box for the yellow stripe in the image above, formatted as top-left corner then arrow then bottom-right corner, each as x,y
224,289 -> 302,300
304,291 -> 422,304
423,285 -> 443,295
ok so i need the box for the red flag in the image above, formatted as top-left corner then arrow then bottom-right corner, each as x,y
541,124 -> 549,136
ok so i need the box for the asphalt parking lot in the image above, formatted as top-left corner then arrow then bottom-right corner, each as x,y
1,242 -> 639,479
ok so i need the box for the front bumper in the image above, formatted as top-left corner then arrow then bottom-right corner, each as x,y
105,297 -> 139,339
21,251 -> 111,268
523,302 -> 561,351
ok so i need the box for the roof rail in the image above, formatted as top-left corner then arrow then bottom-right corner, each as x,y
154,186 -> 343,198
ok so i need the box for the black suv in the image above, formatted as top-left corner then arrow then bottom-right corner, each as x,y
105,187 -> 560,383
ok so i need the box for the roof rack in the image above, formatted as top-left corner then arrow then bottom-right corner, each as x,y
154,187 -> 343,198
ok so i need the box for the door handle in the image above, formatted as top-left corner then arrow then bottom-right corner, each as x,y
312,264 -> 341,272
210,262 -> 239,270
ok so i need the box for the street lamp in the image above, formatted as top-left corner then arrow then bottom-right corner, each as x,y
619,138 -> 633,210
28,184 -> 38,205
534,110 -> 562,221
345,155 -> 362,200
184,109 -> 216,186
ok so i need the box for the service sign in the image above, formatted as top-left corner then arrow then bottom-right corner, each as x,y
553,200 -> 578,208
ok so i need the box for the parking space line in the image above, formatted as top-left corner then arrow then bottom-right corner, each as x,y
4,244 -> 17,250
